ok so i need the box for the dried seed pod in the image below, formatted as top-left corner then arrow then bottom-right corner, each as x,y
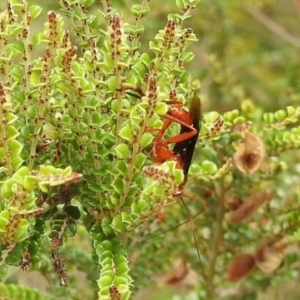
20,251 -> 31,271
109,285 -> 121,300
36,137 -> 54,154
224,196 -> 243,210
227,253 -> 256,281
51,249 -> 69,286
229,190 -> 273,224
233,130 -> 266,174
255,239 -> 287,273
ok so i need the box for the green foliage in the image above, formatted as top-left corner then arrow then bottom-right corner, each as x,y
0,283 -> 51,300
0,1 -> 300,300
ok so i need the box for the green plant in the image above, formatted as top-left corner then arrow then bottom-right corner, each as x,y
0,1 -> 300,300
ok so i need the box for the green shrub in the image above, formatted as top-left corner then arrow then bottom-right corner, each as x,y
0,1 -> 300,300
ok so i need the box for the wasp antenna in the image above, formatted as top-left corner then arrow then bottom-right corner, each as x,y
141,206 -> 204,242
179,196 -> 204,273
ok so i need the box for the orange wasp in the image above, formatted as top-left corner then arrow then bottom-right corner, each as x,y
150,91 -> 201,196
122,86 -> 201,190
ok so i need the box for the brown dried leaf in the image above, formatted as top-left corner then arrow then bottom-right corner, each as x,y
255,239 -> 287,273
162,257 -> 189,285
229,190 -> 273,224
160,257 -> 198,288
233,130 -> 266,174
227,253 -> 256,281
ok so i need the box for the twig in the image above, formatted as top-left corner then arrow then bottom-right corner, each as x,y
206,181 -> 226,299
293,0 -> 300,16
245,6 -> 300,48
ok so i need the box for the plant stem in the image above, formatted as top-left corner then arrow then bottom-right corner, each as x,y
206,181 -> 226,299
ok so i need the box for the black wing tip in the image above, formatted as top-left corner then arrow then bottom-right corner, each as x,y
189,91 -> 201,131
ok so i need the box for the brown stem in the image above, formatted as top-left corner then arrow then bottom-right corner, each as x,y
245,5 -> 300,48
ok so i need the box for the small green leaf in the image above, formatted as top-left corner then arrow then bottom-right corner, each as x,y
0,210 -> 10,233
103,55 -> 114,69
174,168 -> 184,185
118,261 -> 130,273
149,41 -> 161,54
6,112 -> 18,124
10,65 -> 23,82
1,180 -> 14,198
131,203 -> 141,217
286,106 -> 295,116
26,105 -> 37,119
263,112 -> 275,123
31,254 -> 41,264
121,212 -> 132,225
223,110 -> 240,122
15,219 -> 30,242
140,53 -> 151,67
179,70 -> 191,83
20,125 -> 35,139
114,143 -> 130,159
12,156 -> 24,170
114,276 -> 128,286
100,240 -> 113,251
112,177 -> 124,194
6,244 -> 23,266
111,215 -> 126,233
204,111 -> 220,123
130,4 -> 149,17
30,70 -> 42,85
182,51 -> 195,63
137,199 -> 150,212
132,61 -> 147,76
29,5 -> 42,20
64,205 -> 81,220
111,99 -> 118,114
117,284 -> 130,293
176,0 -> 186,10
119,126 -> 133,142
34,218 -> 46,234
201,160 -> 218,175
91,112 -> 101,124
115,160 -> 128,177
102,216 -> 113,235
100,250 -> 113,260
274,109 -> 286,121
23,175 -> 39,191
140,133 -> 154,149
102,256 -> 113,266
154,102 -> 168,115
101,270 -> 115,279
9,140 -> 22,157
14,166 -> 30,182
232,116 -> 246,125
7,40 -> 25,55
98,275 -> 114,289
115,253 -> 128,264
83,0 -> 94,7
98,286 -> 110,297
134,153 -> 147,169
66,219 -> 77,236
